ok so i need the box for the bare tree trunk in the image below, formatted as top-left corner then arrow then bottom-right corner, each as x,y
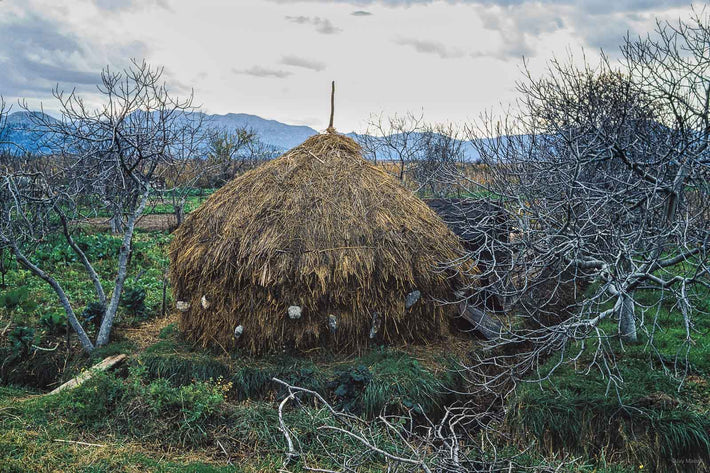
95,190 -> 149,347
175,203 -> 184,228
109,211 -> 124,234
10,243 -> 94,352
617,293 -> 638,343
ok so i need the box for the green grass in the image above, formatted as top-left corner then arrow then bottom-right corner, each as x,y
2,206 -> 709,472
0,367 -> 399,471
360,348 -> 462,417
508,339 -> 710,471
144,189 -> 215,216
137,328 -> 461,418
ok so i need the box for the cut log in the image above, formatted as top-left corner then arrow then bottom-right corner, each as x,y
458,303 -> 502,341
48,354 -> 127,395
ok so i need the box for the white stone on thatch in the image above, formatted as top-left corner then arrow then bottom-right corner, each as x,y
288,305 -> 302,319
176,301 -> 190,312
405,290 -> 421,309
234,325 -> 244,339
369,312 -> 381,339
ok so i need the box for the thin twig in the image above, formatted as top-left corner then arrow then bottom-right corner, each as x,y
53,439 -> 106,447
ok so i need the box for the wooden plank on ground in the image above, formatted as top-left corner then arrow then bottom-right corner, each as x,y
458,303 -> 503,341
48,354 -> 127,395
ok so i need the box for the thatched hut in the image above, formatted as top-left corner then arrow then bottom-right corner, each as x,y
169,131 -> 471,355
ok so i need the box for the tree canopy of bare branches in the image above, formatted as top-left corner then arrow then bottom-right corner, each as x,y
360,113 -> 467,197
0,60 -> 203,353
455,10 -> 710,396
268,10 -> 709,470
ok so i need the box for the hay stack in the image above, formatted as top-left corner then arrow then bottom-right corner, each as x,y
169,131 -> 470,354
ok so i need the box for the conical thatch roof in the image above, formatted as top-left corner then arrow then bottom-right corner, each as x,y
169,132 -> 471,355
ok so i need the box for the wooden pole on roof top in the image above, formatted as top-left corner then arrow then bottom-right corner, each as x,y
327,81 -> 335,133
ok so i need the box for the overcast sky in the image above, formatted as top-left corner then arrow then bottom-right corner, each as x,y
0,0 -> 697,132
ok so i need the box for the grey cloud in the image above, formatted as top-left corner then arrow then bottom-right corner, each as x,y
0,10 -> 152,101
93,0 -> 170,12
394,37 -> 465,59
476,6 -> 564,60
0,14 -> 99,97
574,14 -> 635,52
271,0 -> 688,12
281,55 -> 326,71
272,0 -> 683,61
233,66 -> 293,78
22,62 -> 97,85
285,16 -> 342,34
94,0 -> 134,11
352,10 -> 373,16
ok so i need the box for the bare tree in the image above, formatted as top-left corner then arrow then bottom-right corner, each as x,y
412,122 -> 466,197
455,11 -> 709,395
156,124 -> 279,228
0,98 -> 7,148
359,114 -> 468,197
0,60 -> 202,353
155,113 -> 208,228
205,126 -> 259,187
363,112 -> 426,181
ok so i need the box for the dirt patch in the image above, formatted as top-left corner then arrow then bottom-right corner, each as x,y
82,214 -> 177,232
121,313 -> 179,352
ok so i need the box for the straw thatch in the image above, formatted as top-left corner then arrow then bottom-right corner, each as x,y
169,131 -> 471,355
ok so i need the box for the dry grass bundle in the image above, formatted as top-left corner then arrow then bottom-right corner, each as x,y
169,131 -> 472,355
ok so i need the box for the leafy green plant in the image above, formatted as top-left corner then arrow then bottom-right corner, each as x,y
75,234 -> 122,260
81,301 -> 106,329
121,286 -> 147,318
8,326 -> 35,357
0,287 -> 37,312
327,365 -> 372,413
39,312 -> 68,334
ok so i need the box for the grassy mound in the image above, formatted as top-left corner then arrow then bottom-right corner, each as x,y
508,355 -> 710,471
136,324 -> 466,418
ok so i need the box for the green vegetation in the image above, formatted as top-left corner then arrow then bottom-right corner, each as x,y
1,221 -> 708,472
139,326 -> 460,417
144,189 -> 214,216
507,315 -> 710,471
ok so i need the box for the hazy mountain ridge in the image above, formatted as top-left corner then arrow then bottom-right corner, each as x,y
1,111 -> 481,161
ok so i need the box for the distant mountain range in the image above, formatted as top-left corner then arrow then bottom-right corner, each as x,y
202,113 -> 317,150
1,111 -> 481,161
